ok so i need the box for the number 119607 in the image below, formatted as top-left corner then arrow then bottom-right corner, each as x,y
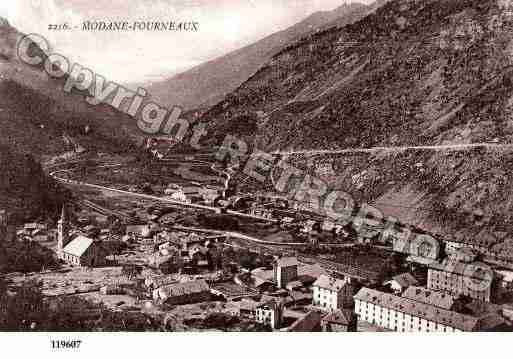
51,340 -> 82,349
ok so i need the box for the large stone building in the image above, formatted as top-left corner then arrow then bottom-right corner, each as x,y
354,287 -> 503,332
312,274 -> 355,310
427,260 -> 495,302
392,234 -> 440,264
274,257 -> 298,288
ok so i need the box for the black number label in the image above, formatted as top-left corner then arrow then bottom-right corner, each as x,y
51,340 -> 82,349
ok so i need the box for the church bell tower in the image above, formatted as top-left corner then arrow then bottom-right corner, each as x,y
57,205 -> 70,257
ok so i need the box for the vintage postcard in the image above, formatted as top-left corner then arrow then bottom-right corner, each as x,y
0,0 -> 512,355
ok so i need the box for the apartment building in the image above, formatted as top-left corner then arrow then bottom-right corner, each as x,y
312,274 -> 354,310
427,260 -> 495,302
392,234 -> 441,263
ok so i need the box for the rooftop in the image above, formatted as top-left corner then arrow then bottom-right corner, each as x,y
428,260 -> 494,282
313,274 -> 347,291
402,286 -> 455,310
156,280 -> 210,298
388,273 -> 419,288
276,257 -> 298,267
322,309 -> 355,326
62,235 -> 95,257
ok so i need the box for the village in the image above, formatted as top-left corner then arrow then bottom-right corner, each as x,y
3,149 -> 513,333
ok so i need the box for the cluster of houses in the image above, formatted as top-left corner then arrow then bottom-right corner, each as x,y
147,231 -> 226,274
139,254 -> 359,331
6,201 -> 513,332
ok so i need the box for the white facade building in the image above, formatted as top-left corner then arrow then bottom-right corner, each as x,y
353,287 -> 499,332
312,274 -> 354,311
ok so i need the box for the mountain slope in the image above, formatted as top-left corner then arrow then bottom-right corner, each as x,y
0,18 -> 138,157
0,18 -> 137,220
143,2 -> 375,111
0,144 -> 67,222
201,0 -> 513,241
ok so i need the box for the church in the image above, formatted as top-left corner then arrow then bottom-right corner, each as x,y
57,206 -> 107,267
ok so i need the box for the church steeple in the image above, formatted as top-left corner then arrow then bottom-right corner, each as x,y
57,204 -> 70,257
60,205 -> 67,222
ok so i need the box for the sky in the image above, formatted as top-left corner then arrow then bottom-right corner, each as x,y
0,0 -> 372,84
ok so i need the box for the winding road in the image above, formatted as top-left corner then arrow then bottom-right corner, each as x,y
272,142 -> 513,156
48,157 -> 278,223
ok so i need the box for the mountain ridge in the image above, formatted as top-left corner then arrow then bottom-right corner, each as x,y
0,17 -> 138,220
200,0 -> 513,243
141,2 -> 380,111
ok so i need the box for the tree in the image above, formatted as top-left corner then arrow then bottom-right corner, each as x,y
0,279 -> 47,330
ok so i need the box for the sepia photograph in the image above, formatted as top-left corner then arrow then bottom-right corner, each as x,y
1,0 -> 513,355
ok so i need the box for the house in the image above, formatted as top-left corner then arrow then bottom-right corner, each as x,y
0,209 -> 7,231
321,309 -> 357,332
312,274 -> 354,310
31,228 -> 51,242
287,310 -> 323,332
147,253 -> 182,274
100,285 -> 125,295
61,235 -> 107,267
144,275 -> 178,290
0,210 -> 15,241
83,225 -> 100,238
165,188 -> 190,203
495,269 -> 513,295
152,280 -> 210,305
384,273 -> 419,294
444,237 -> 465,254
126,224 -> 152,238
449,247 -> 478,263
180,233 -> 205,251
285,280 -> 304,291
273,257 -> 298,288
238,299 -> 259,317
255,299 -> 283,329
24,223 -> 39,232
201,188 -> 219,205
501,304 -> 513,322
188,244 -> 208,262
